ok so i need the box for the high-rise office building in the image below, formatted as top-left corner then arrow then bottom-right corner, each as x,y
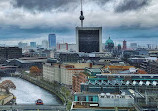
30,42 -> 36,48
18,42 -> 28,49
42,40 -> 48,49
130,43 -> 137,49
48,34 -> 56,49
76,27 -> 102,53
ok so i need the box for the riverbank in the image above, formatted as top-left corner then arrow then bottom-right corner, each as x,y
20,75 -> 72,110
0,93 -> 14,105
1,77 -> 60,105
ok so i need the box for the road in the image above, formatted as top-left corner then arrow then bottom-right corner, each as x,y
0,105 -> 66,111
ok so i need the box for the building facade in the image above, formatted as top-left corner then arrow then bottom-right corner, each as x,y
81,74 -> 158,93
105,37 -> 114,52
57,43 -> 77,52
123,40 -> 127,50
135,48 -> 149,56
42,40 -> 48,49
43,63 -> 91,86
43,63 -> 61,83
30,42 -> 36,48
76,27 -> 102,53
55,52 -> 80,63
0,47 -> 22,63
130,43 -> 137,49
71,92 -> 134,111
72,68 -> 102,92
105,65 -> 135,73
72,73 -> 88,92
5,58 -> 47,71
18,42 -> 28,49
141,61 -> 158,74
48,34 -> 56,49
149,50 -> 158,57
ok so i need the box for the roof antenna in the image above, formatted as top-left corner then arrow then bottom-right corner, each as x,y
80,0 -> 84,27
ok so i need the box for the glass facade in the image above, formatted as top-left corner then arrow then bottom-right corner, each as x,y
48,34 -> 56,48
78,30 -> 99,53
30,42 -> 36,48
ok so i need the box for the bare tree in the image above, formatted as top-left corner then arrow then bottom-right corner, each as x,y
0,80 -> 16,94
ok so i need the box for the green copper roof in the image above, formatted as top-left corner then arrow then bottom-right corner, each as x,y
105,37 -> 114,45
118,44 -> 121,46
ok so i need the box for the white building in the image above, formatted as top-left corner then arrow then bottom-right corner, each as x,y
43,63 -> 61,83
18,42 -> 28,49
43,63 -> 91,86
130,43 -> 137,49
42,40 -> 48,49
57,43 -> 77,52
98,93 -> 134,107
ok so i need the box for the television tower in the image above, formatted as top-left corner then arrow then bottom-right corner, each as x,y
79,0 -> 84,27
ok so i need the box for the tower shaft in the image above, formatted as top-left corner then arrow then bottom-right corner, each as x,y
80,0 -> 84,27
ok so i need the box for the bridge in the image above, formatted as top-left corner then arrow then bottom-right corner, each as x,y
0,105 -> 66,111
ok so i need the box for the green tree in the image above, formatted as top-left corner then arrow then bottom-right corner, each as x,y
30,66 -> 41,76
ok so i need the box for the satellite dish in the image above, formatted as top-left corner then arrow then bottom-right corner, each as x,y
152,81 -> 157,86
146,81 -> 150,86
100,93 -> 105,96
126,81 -> 130,85
139,81 -> 143,86
132,81 -> 137,85
106,93 -> 110,96
121,92 -> 126,96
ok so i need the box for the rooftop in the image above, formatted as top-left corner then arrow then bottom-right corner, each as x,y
105,65 -> 134,70
96,74 -> 158,77
105,37 -> 114,45
85,68 -> 101,73
71,102 -> 135,110
16,59 -> 47,63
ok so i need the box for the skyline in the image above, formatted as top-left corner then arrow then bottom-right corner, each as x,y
0,0 -> 158,47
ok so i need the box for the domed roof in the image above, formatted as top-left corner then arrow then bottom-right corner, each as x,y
118,44 -> 121,46
105,37 -> 114,45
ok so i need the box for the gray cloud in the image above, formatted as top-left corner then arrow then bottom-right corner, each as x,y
0,0 -> 158,46
12,0 -> 112,12
12,0 -> 78,12
95,0 -> 111,5
115,0 -> 150,12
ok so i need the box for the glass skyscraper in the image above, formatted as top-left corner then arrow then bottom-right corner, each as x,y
48,34 -> 56,49
30,42 -> 36,48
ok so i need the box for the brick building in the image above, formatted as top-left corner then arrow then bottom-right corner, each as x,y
43,63 -> 92,86
105,65 -> 135,73
72,73 -> 88,92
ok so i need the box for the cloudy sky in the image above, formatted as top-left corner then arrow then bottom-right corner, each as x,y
0,0 -> 158,47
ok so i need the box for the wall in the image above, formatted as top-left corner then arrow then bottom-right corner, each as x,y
0,94 -> 13,105
43,63 -> 85,86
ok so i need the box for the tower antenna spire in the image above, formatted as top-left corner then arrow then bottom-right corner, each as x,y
81,0 -> 82,11
80,0 -> 84,27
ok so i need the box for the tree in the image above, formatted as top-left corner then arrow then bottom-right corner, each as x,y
137,69 -> 147,74
30,66 -> 41,76
0,80 -> 16,94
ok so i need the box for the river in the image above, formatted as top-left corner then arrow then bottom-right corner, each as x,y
0,77 -> 61,105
